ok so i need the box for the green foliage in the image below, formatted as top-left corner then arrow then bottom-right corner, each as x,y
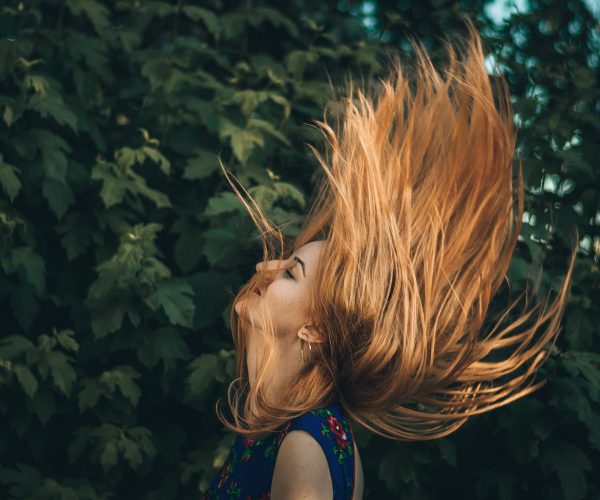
0,0 -> 597,499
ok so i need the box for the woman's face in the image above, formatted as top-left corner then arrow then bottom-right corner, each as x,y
234,240 -> 325,399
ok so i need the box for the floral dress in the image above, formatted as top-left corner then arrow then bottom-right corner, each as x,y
200,401 -> 356,499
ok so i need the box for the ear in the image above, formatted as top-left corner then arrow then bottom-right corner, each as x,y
297,324 -> 325,344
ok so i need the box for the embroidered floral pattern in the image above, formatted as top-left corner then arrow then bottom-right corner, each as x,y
312,408 -> 354,465
217,448 -> 237,489
241,436 -> 262,462
225,479 -> 241,498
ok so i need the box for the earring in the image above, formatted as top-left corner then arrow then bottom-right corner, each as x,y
300,338 -> 312,362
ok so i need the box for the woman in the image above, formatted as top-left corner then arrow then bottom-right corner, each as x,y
201,19 -> 577,499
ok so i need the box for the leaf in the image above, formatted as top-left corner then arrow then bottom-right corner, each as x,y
113,366 -> 142,407
66,0 -> 111,35
8,246 -> 46,294
56,212 -> 95,261
32,384 -> 56,425
539,440 -> 592,500
89,301 -> 128,339
122,437 -> 143,468
42,176 -> 75,220
0,154 -> 22,202
55,329 -> 80,353
37,351 -> 77,397
0,463 -> 42,493
78,378 -> 102,411
26,76 -> 79,132
249,118 -> 290,145
186,354 -> 221,401
231,90 -> 269,117
13,364 -> 39,399
436,439 -> 457,468
269,94 -> 291,120
203,192 -> 243,217
0,335 -> 36,359
248,7 -> 299,39
144,279 -> 196,328
30,128 -> 72,184
9,284 -> 39,332
218,118 -> 264,164
182,6 -> 220,37
136,327 -> 192,372
172,217 -> 204,273
183,150 -> 219,180
201,228 -> 237,267
565,309 -> 594,350
273,181 -> 305,208
99,440 -> 119,474
285,50 -> 319,80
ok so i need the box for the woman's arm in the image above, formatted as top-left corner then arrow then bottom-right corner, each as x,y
271,430 -> 334,499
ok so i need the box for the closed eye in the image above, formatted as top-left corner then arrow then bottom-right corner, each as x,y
285,269 -> 294,279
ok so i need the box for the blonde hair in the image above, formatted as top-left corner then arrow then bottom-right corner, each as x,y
215,19 -> 578,440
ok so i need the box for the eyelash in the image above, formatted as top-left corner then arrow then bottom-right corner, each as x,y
285,269 -> 294,279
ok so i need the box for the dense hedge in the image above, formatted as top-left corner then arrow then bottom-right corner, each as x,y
0,1 -> 597,499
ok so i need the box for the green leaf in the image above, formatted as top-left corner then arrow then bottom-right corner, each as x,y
32,384 -> 56,425
0,154 -> 22,202
183,150 -> 219,180
249,118 -> 290,145
55,329 -> 80,353
186,354 -> 221,401
56,212 -> 95,261
99,440 -> 119,474
219,118 -> 264,164
136,327 -> 192,372
37,351 -> 76,397
0,463 -> 42,493
42,176 -> 75,220
30,128 -> 72,184
248,7 -> 299,39
13,363 -> 39,399
285,50 -> 319,80
26,76 -> 78,132
89,301 -> 128,339
112,366 -> 142,407
144,279 -> 196,328
0,335 -> 36,359
5,246 -> 46,294
78,378 -> 102,411
182,6 -> 220,37
565,310 -> 594,350
203,192 -> 243,217
273,181 -> 305,208
539,440 -> 592,500
122,437 -> 143,468
66,0 -> 111,35
201,228 -> 237,267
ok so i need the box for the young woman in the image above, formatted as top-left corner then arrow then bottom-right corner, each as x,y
200,19 -> 577,500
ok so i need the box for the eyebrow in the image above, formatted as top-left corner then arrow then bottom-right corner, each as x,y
293,256 -> 306,278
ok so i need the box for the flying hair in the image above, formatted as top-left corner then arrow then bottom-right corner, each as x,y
215,18 -> 578,441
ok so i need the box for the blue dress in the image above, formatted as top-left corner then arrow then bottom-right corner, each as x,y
200,401 -> 356,499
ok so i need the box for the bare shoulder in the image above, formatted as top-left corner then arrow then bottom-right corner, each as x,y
271,430 -> 333,500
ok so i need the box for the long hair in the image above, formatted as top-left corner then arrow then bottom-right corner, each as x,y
215,19 -> 578,440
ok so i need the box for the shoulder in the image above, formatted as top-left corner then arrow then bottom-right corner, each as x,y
271,429 -> 333,500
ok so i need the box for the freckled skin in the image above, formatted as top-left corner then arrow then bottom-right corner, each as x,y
234,240 -> 325,402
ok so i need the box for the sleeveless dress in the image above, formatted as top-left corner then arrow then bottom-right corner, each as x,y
200,401 -> 356,499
